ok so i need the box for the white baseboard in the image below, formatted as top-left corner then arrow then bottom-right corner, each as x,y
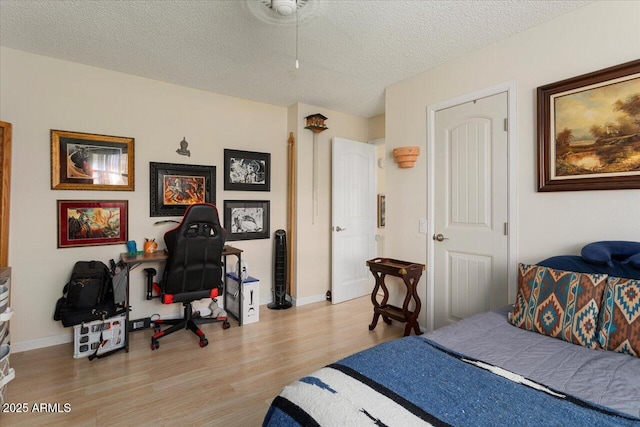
12,332 -> 73,354
292,293 -> 327,306
12,296 -> 325,353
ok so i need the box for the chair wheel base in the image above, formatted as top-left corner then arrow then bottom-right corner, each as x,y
151,339 -> 159,350
199,338 -> 208,348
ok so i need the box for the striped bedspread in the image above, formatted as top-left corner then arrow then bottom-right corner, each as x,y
263,337 -> 640,426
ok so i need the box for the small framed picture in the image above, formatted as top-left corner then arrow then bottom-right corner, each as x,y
150,162 -> 216,217
223,200 -> 270,241
57,200 -> 128,248
378,194 -> 386,228
224,149 -> 271,191
51,130 -> 134,191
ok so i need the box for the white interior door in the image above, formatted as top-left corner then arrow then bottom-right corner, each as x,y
331,137 -> 377,304
433,92 -> 509,329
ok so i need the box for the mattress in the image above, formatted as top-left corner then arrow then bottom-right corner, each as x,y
425,306 -> 640,418
264,308 -> 640,426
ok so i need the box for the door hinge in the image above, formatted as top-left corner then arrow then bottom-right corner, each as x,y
503,118 -> 508,132
504,222 -> 508,236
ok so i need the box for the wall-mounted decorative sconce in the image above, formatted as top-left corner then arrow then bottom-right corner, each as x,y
393,146 -> 420,168
304,113 -> 329,133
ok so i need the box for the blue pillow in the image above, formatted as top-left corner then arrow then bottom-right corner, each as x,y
539,255 -> 640,280
622,252 -> 640,269
581,241 -> 640,267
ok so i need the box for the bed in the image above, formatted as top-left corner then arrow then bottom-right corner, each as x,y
263,245 -> 640,426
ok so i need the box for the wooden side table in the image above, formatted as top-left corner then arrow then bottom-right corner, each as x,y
366,257 -> 425,336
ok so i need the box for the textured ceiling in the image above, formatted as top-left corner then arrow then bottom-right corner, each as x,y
0,0 -> 592,118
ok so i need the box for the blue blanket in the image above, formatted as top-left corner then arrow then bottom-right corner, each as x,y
263,337 -> 640,426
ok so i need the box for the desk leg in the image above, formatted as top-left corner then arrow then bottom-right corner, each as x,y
237,253 -> 242,327
223,253 -> 243,327
124,264 -> 131,352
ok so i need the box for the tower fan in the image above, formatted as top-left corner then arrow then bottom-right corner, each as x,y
268,229 -> 292,309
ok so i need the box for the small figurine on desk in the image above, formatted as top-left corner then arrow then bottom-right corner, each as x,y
144,238 -> 158,254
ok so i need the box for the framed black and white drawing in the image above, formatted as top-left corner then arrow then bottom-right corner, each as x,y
224,149 -> 271,191
223,200 -> 270,241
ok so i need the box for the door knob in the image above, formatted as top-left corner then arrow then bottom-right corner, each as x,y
335,226 -> 347,232
433,233 -> 448,242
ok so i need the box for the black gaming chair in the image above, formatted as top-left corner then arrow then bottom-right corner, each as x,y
147,203 -> 229,350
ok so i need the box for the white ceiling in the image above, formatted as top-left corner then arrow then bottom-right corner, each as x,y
0,0 -> 592,119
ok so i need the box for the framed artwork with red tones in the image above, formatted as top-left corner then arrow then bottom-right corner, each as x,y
57,200 -> 128,248
150,162 -> 215,216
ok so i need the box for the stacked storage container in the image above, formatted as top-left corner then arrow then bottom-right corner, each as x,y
0,267 -> 14,405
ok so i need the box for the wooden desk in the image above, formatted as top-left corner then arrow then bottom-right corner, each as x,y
120,245 -> 244,351
366,257 -> 425,337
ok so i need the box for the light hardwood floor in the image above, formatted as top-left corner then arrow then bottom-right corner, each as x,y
3,296 -> 404,426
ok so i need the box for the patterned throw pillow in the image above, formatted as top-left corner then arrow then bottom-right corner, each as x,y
597,276 -> 640,357
510,263 -> 608,349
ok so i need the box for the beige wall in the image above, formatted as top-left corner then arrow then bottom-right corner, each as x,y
384,0 -> 640,329
368,114 -> 385,142
0,48 -> 370,351
289,103 -> 369,304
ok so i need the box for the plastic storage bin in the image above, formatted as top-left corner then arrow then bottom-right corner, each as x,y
0,344 -> 14,405
73,313 -> 125,359
0,283 -> 8,315
0,320 -> 8,346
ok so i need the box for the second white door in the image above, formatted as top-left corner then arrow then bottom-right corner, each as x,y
433,92 -> 509,329
331,137 -> 377,304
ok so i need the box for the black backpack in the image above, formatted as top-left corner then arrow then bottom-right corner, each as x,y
66,261 -> 111,308
54,260 -> 119,327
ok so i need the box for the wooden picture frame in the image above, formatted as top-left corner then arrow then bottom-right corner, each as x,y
223,200 -> 270,241
0,122 -> 11,267
57,200 -> 128,248
223,149 -> 271,191
51,130 -> 134,191
378,194 -> 386,228
537,59 -> 640,192
150,162 -> 216,217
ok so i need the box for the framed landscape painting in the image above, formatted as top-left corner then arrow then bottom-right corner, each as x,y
57,200 -> 128,248
537,59 -> 640,191
150,162 -> 215,216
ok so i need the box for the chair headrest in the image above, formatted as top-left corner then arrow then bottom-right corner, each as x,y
181,203 -> 221,225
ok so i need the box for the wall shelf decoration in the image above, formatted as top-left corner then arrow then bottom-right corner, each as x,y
57,200 -> 128,248
304,113 -> 329,133
176,137 -> 191,157
150,162 -> 215,216
393,146 -> 420,168
51,130 -> 134,191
